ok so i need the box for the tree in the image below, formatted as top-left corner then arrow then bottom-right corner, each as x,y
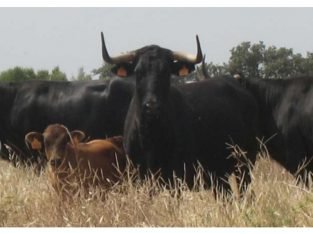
92,63 -> 114,80
295,52 -> 313,76
49,66 -> 67,81
75,67 -> 92,81
36,70 -> 50,80
262,46 -> 294,79
0,67 -> 37,82
198,62 -> 229,79
220,41 -> 313,79
228,41 -> 265,79
0,66 -> 69,82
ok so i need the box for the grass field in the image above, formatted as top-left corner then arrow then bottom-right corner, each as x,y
0,152 -> 313,227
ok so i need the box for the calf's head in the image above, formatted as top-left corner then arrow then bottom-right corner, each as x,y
25,124 -> 85,168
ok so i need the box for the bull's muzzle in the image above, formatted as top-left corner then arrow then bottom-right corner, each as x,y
143,99 -> 160,117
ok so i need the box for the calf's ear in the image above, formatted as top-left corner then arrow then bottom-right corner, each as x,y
70,130 -> 86,144
25,132 -> 43,150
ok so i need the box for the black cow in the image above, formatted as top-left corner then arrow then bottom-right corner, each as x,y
101,32 -> 259,195
0,77 -> 134,167
235,75 -> 313,183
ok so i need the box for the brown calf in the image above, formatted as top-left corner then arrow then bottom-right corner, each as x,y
25,124 -> 126,198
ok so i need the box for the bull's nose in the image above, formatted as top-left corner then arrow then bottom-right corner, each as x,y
143,100 -> 159,115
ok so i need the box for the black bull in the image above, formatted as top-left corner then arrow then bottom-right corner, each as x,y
236,76 -> 313,184
0,77 -> 134,166
101,33 -> 260,195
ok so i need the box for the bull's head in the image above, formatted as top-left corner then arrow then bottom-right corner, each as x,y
25,124 -> 85,169
101,33 -> 203,119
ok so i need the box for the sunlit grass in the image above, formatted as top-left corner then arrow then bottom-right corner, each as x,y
0,151 -> 312,227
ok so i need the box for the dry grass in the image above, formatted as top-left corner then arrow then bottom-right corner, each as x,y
0,153 -> 313,227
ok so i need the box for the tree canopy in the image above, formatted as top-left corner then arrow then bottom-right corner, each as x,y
206,41 -> 313,79
0,66 -> 67,82
0,66 -> 95,82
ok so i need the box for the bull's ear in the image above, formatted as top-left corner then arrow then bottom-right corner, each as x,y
111,63 -> 134,78
25,132 -> 43,150
172,62 -> 195,77
70,130 -> 85,144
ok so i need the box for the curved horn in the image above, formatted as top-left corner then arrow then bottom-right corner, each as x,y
101,32 -> 136,64
172,35 -> 203,64
201,54 -> 210,79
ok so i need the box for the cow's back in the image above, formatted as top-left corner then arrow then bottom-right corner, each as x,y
76,138 -> 126,183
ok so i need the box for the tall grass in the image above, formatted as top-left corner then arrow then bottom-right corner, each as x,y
0,153 -> 313,227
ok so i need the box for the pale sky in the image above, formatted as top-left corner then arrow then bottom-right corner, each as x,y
1,7 -> 313,78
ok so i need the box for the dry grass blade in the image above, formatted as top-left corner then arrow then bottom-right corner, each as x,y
1,144 -> 313,226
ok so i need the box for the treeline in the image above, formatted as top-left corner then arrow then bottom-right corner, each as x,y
0,66 -> 93,82
198,41 -> 313,79
2,41 -> 313,82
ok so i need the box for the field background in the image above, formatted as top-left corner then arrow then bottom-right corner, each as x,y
0,153 -> 313,227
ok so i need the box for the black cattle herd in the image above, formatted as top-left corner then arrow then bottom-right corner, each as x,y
0,32 -> 312,197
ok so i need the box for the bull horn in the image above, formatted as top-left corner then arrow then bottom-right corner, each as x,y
172,35 -> 203,64
101,32 -> 136,64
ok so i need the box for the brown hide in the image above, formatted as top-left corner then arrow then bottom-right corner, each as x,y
25,124 -> 126,198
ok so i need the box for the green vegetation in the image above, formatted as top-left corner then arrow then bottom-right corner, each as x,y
0,66 -> 67,82
0,66 -> 93,82
201,41 -> 313,79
